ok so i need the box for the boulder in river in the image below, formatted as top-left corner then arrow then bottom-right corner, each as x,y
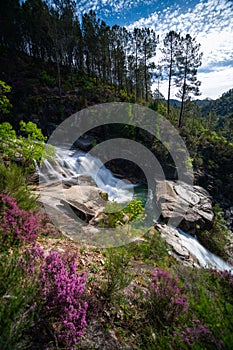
61,185 -> 107,222
38,183 -> 107,224
73,135 -> 95,151
155,180 -> 214,234
154,223 -> 232,271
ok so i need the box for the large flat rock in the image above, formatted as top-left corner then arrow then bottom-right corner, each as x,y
155,180 -> 214,234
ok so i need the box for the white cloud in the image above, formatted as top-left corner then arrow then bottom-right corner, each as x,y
128,0 -> 233,99
155,66 -> 233,100
198,66 -> 233,99
75,0 -> 232,98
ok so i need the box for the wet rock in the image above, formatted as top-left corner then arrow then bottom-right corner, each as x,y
222,206 -> 233,234
27,171 -> 39,184
155,223 -> 199,267
155,180 -> 214,235
77,174 -> 97,186
74,135 -> 95,151
61,185 -> 107,223
155,223 -> 232,271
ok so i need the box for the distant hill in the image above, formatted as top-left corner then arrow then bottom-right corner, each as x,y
170,99 -> 181,107
169,97 -> 213,108
195,98 -> 214,107
201,89 -> 233,117
169,90 -> 233,118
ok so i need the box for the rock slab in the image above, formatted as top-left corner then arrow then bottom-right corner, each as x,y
155,180 -> 214,234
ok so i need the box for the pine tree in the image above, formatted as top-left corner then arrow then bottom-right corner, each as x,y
109,25 -> 128,88
140,28 -> 158,101
161,31 -> 181,115
175,34 -> 203,128
0,0 -> 22,51
132,28 -> 141,101
21,0 -> 51,59
82,10 -> 100,77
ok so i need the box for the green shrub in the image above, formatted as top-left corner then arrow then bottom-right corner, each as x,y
173,267 -> 233,349
0,121 -> 52,170
0,80 -> 12,114
0,162 -> 37,210
39,70 -> 56,87
0,249 -> 39,350
102,247 -> 133,300
197,204 -> 230,259
127,228 -> 169,264
101,199 -> 146,228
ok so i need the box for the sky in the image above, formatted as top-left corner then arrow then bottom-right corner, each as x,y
76,0 -> 233,100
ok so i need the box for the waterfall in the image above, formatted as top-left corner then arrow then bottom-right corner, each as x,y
38,147 -> 232,272
177,228 -> 232,272
39,147 -> 135,203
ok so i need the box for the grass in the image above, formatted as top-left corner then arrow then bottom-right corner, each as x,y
0,168 -> 232,349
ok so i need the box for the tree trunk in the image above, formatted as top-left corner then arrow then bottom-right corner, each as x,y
178,76 -> 187,128
167,45 -> 173,115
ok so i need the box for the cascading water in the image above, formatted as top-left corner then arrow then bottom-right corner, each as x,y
38,147 -> 232,272
39,147 -> 135,203
177,228 -> 232,272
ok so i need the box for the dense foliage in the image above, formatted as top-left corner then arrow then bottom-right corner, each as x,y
0,0 -> 202,127
0,192 -> 232,349
0,2 -> 232,349
201,89 -> 233,142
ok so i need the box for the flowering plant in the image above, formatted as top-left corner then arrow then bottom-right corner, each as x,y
41,251 -> 88,348
149,267 -> 188,328
0,194 -> 40,248
0,194 -> 60,249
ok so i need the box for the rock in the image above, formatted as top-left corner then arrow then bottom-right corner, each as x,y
155,222 -> 233,271
62,185 -> 107,223
73,135 -> 95,151
155,223 -> 199,267
27,171 -> 39,184
37,183 -> 107,225
78,321 -> 133,349
36,183 -> 108,244
155,180 -> 214,234
62,178 -> 79,188
77,174 -> 97,186
89,212 -> 108,225
222,206 -> 233,234
62,175 -> 97,188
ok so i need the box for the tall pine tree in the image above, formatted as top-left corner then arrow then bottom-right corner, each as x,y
175,34 -> 203,128
161,31 -> 181,115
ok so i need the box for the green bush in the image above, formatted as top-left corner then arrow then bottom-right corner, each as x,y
0,249 -> 39,350
102,247 -> 133,300
0,121 -> 53,171
0,80 -> 12,114
187,270 -> 233,349
197,204 -> 231,259
127,228 -> 169,264
101,199 -> 146,228
0,162 -> 37,210
39,70 -> 56,87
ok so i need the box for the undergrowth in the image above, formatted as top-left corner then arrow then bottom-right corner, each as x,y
0,192 -> 232,349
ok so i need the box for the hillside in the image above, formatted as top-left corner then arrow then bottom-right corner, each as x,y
0,49 -> 132,134
0,2 -> 233,349
201,89 -> 233,117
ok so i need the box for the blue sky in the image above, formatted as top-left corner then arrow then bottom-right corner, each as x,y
76,0 -> 233,99
21,0 -> 233,99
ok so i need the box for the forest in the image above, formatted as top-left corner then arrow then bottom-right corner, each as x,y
0,1 -> 233,349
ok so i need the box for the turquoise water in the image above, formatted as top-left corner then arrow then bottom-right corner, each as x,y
133,184 -> 148,205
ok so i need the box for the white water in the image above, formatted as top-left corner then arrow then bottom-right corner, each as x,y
38,147 -> 232,272
39,147 -> 135,203
177,228 -> 232,272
